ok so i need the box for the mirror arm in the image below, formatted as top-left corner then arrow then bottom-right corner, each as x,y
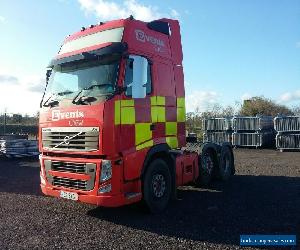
115,85 -> 127,94
40,69 -> 52,108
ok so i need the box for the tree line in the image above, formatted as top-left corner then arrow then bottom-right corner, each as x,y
186,96 -> 300,133
0,113 -> 38,126
0,112 -> 38,136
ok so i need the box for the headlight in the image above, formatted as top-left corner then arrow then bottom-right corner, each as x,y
100,160 -> 112,182
99,184 -> 112,193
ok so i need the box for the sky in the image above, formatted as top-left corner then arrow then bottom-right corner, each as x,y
0,0 -> 299,115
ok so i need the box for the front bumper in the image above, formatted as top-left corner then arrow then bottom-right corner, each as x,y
39,155 -> 141,207
40,185 -> 135,207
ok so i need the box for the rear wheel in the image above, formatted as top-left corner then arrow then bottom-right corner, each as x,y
218,146 -> 233,181
143,159 -> 171,213
197,149 -> 215,186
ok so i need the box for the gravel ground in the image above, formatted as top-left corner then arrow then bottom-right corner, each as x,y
0,149 -> 299,250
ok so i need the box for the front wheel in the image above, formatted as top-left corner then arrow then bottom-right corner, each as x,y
142,159 -> 171,213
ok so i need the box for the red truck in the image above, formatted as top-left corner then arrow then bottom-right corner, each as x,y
39,17 -> 234,213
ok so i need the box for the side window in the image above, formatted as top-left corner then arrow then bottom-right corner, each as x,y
124,58 -> 133,96
124,55 -> 152,97
146,63 -> 152,94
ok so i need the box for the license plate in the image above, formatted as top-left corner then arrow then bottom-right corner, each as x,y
60,190 -> 78,201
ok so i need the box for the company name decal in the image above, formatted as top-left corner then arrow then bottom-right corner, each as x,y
52,110 -> 84,121
135,29 -> 165,47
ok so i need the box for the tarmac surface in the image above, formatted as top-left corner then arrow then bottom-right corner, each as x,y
0,149 -> 299,249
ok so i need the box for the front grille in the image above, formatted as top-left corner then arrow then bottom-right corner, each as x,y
53,176 -> 87,190
44,160 -> 96,191
51,161 -> 86,173
42,127 -> 99,152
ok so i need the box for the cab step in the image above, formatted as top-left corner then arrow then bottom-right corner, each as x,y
125,192 -> 142,199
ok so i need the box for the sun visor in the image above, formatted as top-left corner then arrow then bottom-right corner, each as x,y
48,42 -> 128,67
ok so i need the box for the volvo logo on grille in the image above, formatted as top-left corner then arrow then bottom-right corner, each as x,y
63,136 -> 71,145
53,131 -> 83,148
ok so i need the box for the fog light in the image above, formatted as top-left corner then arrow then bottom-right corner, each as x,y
100,160 -> 112,182
99,184 -> 111,193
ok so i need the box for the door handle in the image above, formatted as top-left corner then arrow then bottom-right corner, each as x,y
150,124 -> 156,131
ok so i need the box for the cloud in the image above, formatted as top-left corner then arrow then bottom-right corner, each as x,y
0,72 -> 44,92
241,93 -> 252,101
0,72 -> 44,114
0,16 -> 5,22
184,10 -> 190,15
27,83 -> 45,93
0,74 -> 19,85
0,83 -> 42,115
22,75 -> 45,93
278,90 -> 300,103
296,42 -> 300,48
78,0 -> 179,22
185,90 -> 220,112
170,9 -> 180,19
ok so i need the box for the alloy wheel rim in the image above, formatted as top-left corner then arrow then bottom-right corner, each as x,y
205,155 -> 214,174
152,174 -> 166,198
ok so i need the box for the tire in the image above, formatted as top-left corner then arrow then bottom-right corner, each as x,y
218,146 -> 233,181
142,159 -> 171,213
197,149 -> 215,186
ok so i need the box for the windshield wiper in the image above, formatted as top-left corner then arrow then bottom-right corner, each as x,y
74,96 -> 97,105
43,99 -> 59,107
43,94 -> 60,107
72,84 -> 113,105
56,90 -> 74,96
43,90 -> 74,107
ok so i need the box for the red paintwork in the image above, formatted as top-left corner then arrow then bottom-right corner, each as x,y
123,148 -> 148,181
48,170 -> 91,181
175,153 -> 198,186
39,18 -> 200,208
154,62 -> 175,96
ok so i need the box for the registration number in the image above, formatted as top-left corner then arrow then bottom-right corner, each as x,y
60,190 -> 78,201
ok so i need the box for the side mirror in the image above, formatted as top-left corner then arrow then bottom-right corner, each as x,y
46,69 -> 52,83
40,69 -> 52,108
130,55 -> 147,98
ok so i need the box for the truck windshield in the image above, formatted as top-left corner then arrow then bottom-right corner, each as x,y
43,54 -> 120,106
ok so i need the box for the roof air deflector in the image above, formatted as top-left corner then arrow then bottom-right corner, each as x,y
147,20 -> 170,35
